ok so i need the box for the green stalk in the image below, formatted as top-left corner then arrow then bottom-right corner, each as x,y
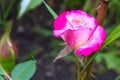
83,57 -> 94,80
76,55 -> 84,80
76,54 -> 96,80
0,0 -> 5,22
0,65 -> 12,80
77,59 -> 81,80
81,54 -> 97,74
3,0 -> 15,20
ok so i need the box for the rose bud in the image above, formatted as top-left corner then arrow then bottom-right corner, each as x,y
0,34 -> 18,73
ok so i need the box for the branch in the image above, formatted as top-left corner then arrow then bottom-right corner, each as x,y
97,0 -> 109,26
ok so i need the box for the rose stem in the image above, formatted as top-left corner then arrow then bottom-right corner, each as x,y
77,0 -> 109,80
97,0 -> 109,26
85,0 -> 109,79
77,59 -> 82,80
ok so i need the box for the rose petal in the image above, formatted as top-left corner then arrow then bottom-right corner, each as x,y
53,10 -> 98,37
54,11 -> 68,30
66,10 -> 98,30
75,26 -> 106,56
61,28 -> 91,50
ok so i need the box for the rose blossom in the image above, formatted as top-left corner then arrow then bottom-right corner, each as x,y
53,10 -> 106,56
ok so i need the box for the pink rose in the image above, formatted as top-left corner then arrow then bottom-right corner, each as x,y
53,10 -> 106,56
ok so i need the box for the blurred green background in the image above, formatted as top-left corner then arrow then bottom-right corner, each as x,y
0,0 -> 120,80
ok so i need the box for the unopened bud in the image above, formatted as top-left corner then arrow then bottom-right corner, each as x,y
0,35 -> 18,73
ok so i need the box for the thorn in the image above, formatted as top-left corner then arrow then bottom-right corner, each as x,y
93,5 -> 101,11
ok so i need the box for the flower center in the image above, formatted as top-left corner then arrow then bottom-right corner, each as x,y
71,18 -> 85,26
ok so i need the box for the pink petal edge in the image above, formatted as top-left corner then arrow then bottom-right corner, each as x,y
75,26 -> 106,56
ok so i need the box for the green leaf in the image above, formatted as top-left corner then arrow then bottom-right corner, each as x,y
18,0 -> 42,19
42,0 -> 57,19
27,0 -> 42,10
102,24 -> 120,49
0,68 -> 4,75
11,60 -> 36,80
96,50 -> 120,74
0,76 -> 4,80
36,28 -> 52,37
18,0 -> 31,19
115,76 -> 120,80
